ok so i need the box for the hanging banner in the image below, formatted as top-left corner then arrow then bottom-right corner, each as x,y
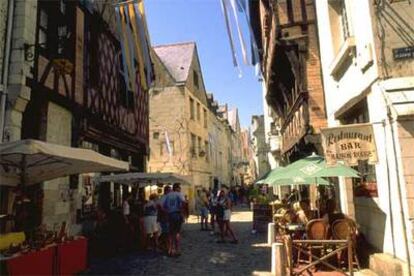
114,0 -> 153,91
321,123 -> 378,166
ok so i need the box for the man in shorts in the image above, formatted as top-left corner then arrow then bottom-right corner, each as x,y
160,183 -> 185,257
197,188 -> 210,230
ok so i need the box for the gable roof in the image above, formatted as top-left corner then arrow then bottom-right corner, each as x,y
153,42 -> 195,83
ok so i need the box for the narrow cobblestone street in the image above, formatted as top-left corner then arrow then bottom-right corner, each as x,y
85,207 -> 272,276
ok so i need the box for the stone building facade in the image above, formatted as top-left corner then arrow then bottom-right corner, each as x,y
0,0 -> 151,234
149,42 -> 248,209
251,115 -> 270,179
149,42 -> 212,208
206,93 -> 233,187
315,0 -> 414,273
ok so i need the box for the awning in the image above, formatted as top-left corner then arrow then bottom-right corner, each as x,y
0,139 -> 129,186
93,172 -> 191,187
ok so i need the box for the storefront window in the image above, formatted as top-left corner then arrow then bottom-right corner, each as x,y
340,99 -> 378,197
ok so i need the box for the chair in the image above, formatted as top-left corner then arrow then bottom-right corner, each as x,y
297,219 -> 329,266
332,218 -> 360,270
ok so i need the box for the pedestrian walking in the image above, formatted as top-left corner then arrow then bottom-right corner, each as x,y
157,185 -> 171,253
216,188 -> 238,244
209,188 -> 219,235
160,183 -> 186,257
197,188 -> 210,231
144,193 -> 159,251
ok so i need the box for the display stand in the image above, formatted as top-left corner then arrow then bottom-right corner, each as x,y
6,245 -> 55,275
2,237 -> 88,275
57,237 -> 88,275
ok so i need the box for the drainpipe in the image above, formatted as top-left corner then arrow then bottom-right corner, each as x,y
381,85 -> 412,276
0,0 -> 15,142
382,119 -> 396,258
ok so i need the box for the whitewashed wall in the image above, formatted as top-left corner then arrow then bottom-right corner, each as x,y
315,0 -> 413,264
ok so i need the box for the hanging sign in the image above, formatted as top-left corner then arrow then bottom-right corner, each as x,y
321,123 -> 378,166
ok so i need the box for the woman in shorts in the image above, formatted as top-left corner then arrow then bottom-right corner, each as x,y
216,189 -> 238,244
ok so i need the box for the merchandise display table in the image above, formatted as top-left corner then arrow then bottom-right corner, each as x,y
5,245 -> 55,276
57,237 -> 88,275
1,236 -> 88,275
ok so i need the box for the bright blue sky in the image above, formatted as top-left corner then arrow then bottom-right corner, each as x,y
145,0 -> 263,128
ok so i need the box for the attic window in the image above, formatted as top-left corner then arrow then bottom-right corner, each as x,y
193,70 -> 199,89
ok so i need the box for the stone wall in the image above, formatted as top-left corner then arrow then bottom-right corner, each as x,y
3,0 -> 37,142
0,0 -> 8,78
370,1 -> 414,79
42,102 -> 74,232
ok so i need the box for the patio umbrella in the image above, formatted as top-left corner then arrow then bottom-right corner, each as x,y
271,176 -> 331,186
0,139 -> 130,187
93,172 -> 191,187
254,170 -> 272,184
270,153 -> 359,182
255,166 -> 287,184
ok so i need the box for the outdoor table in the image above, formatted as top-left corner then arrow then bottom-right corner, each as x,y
3,244 -> 56,275
282,223 -> 306,240
56,236 -> 88,275
286,224 -> 305,232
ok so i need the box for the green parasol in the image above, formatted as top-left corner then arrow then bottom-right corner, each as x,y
278,153 -> 359,179
271,176 -> 331,186
255,166 -> 287,184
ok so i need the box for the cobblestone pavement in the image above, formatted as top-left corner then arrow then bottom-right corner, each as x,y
85,206 -> 272,276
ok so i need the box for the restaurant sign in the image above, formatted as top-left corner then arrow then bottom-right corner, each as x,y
321,123 -> 378,166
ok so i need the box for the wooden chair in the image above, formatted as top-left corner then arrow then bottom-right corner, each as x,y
298,219 -> 329,266
332,218 -> 360,270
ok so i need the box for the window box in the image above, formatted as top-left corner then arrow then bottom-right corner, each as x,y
329,36 -> 356,79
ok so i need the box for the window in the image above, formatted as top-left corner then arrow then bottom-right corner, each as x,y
328,0 -> 351,55
38,9 -> 48,48
193,70 -> 199,89
198,137 -> 202,157
190,97 -> 195,120
340,99 -> 377,198
205,141 -> 209,162
203,109 -> 207,128
197,103 -> 201,121
153,132 -> 159,139
191,133 -> 197,157
38,0 -> 73,58
118,52 -> 134,109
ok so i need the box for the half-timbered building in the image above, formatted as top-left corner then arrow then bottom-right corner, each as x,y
249,0 -> 327,163
1,0 -> 151,232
